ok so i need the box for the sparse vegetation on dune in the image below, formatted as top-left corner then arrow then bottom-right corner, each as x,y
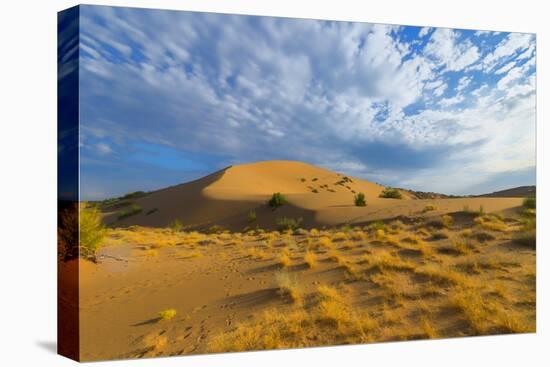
158,308 -> 177,321
354,192 -> 367,206
276,217 -> 303,231
88,192 -> 535,358
379,187 -> 403,199
79,203 -> 106,260
268,192 -> 286,209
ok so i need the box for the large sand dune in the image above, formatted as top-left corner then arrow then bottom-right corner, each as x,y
102,160 -> 524,230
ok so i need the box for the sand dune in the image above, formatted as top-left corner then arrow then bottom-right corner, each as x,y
101,160 -> 524,231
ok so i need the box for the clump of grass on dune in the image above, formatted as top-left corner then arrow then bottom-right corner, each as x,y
246,247 -> 268,260
354,192 -> 367,207
442,214 -> 453,227
316,285 -> 344,303
379,187 -> 403,199
363,251 -> 415,273
278,252 -> 292,267
449,288 -> 530,335
350,230 -> 366,241
514,217 -> 536,249
158,308 -> 177,321
78,203 -> 106,260
208,285 -> 379,352
275,271 -> 302,304
451,238 -> 471,255
304,251 -> 317,268
268,192 -> 286,209
474,215 -> 509,232
317,236 -> 334,250
276,217 -> 303,232
415,264 -> 473,288
332,231 -> 348,242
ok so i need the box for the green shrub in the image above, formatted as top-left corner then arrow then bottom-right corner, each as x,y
354,192 -> 367,207
170,219 -> 183,232
79,204 -> 105,259
118,204 -> 142,220
379,187 -> 403,199
523,195 -> 536,209
247,210 -> 257,223
268,193 -> 286,209
276,217 -> 303,231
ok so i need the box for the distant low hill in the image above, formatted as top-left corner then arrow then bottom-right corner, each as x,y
477,185 -> 536,198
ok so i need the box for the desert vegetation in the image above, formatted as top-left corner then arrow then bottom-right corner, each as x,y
379,187 -> 403,199
80,203 -> 535,360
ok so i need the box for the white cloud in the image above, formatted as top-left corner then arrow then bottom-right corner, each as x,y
482,33 -> 535,71
439,95 -> 464,107
456,76 -> 472,92
424,28 -> 480,71
418,27 -> 431,37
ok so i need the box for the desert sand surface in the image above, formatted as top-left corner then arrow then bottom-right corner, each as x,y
78,161 -> 535,361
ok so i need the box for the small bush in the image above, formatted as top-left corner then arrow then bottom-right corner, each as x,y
523,195 -> 536,209
79,204 -> 106,259
170,219 -> 183,232
379,187 -> 403,199
276,217 -> 303,231
118,204 -> 142,220
158,308 -> 177,321
247,210 -> 257,223
354,192 -> 367,207
268,192 -> 286,209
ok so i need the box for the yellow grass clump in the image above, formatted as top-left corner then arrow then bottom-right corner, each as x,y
317,236 -> 334,249
333,232 -> 348,242
350,231 -> 366,241
278,253 -> 291,267
158,308 -> 177,321
275,271 -> 302,304
304,251 -> 317,268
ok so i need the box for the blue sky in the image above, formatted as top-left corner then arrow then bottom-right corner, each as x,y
78,5 -> 536,200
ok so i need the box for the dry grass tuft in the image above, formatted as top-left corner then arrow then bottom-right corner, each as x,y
158,308 -> 177,321
275,271 -> 302,304
278,253 -> 291,267
304,251 -> 317,268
